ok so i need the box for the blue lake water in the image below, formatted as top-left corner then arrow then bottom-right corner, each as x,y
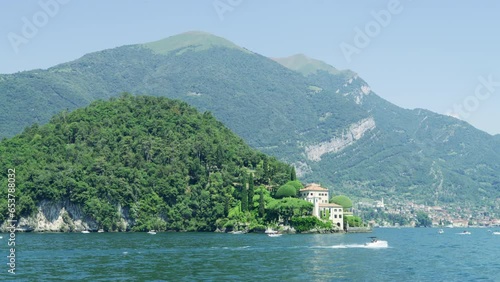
1,228 -> 499,281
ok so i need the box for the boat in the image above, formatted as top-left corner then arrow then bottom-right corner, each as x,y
438,229 -> 444,234
81,230 -> 90,234
147,230 -> 157,235
459,230 -> 471,235
365,237 -> 388,248
265,229 -> 277,234
231,230 -> 244,234
492,232 -> 500,235
268,233 -> 282,237
97,229 -> 104,233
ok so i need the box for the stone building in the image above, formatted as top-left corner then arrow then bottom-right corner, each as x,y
299,183 -> 344,230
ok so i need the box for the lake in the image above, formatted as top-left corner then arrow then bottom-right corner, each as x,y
2,228 -> 499,281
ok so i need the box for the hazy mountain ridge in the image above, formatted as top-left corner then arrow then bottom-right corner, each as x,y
1,31 -> 498,211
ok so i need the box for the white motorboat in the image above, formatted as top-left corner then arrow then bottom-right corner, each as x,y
81,230 -> 90,234
459,230 -> 471,235
231,230 -> 244,234
97,229 -> 104,233
438,229 -> 444,234
268,233 -> 282,237
147,230 -> 157,235
492,232 -> 500,235
365,237 -> 388,248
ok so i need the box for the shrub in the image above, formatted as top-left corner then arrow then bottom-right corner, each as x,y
275,184 -> 297,198
290,216 -> 321,232
286,180 -> 304,193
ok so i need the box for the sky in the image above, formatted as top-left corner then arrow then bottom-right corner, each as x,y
1,0 -> 499,135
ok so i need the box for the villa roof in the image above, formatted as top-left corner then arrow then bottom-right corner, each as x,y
299,183 -> 328,192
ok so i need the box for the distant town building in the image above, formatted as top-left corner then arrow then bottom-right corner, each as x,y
299,183 -> 344,230
374,198 -> 384,208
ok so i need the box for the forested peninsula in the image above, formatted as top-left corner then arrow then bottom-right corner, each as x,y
1,94 -> 334,232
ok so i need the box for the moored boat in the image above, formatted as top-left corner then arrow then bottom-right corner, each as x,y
268,233 -> 282,237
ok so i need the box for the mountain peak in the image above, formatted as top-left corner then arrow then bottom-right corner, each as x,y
272,54 -> 354,77
143,31 -> 249,55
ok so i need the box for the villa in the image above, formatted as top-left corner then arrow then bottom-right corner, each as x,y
299,183 -> 344,230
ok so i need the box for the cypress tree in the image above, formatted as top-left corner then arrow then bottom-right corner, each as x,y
247,173 -> 254,210
262,158 -> 269,183
290,166 -> 297,181
240,175 -> 248,212
258,189 -> 265,217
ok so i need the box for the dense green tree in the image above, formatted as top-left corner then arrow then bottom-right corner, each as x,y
267,198 -> 312,224
415,211 -> 432,227
345,215 -> 363,228
247,173 -> 254,211
290,167 -> 297,181
275,184 -> 297,198
285,180 -> 303,193
240,174 -> 248,212
262,158 -> 269,183
258,188 -> 265,217
290,216 -> 332,233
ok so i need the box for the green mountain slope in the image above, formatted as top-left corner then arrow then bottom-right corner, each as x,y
1,31 -> 498,214
144,30 -> 249,54
0,95 -> 292,231
272,54 -> 353,77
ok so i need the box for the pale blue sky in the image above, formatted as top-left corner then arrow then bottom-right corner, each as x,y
1,0 -> 499,134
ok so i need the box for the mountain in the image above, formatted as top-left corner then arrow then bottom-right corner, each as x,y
144,31 -> 250,54
1,31 -> 498,214
0,95 -> 292,231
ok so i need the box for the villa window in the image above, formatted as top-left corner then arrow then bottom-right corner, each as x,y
339,215 -> 342,218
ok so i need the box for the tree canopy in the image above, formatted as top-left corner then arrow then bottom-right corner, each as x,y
330,195 -> 353,209
275,184 -> 297,198
415,211 -> 432,227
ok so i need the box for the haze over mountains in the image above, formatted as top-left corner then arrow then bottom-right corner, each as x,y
1,31 -> 499,211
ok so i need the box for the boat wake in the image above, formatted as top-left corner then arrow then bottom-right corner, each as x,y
211,246 -> 251,250
312,244 -> 389,249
